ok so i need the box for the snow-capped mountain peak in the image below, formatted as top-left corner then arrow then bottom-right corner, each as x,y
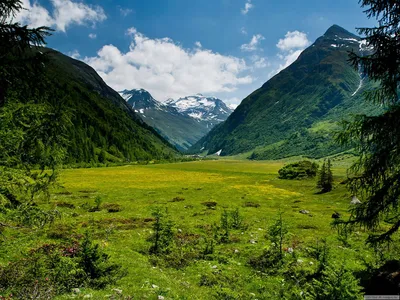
119,89 -> 165,111
167,94 -> 233,123
119,88 -> 233,137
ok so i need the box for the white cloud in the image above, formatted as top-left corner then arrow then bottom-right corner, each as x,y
125,27 -> 137,36
240,34 -> 265,52
15,0 -> 106,32
89,33 -> 97,39
68,50 -> 81,59
195,41 -> 202,48
240,27 -> 248,35
276,31 -> 310,51
272,30 -> 311,75
250,55 -> 269,69
85,28 -> 253,101
241,0 -> 254,15
120,8 -> 133,17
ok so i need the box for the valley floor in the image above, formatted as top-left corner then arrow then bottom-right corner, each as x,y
1,160 -> 393,299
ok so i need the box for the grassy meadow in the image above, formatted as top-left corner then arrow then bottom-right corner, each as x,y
1,158 -> 395,299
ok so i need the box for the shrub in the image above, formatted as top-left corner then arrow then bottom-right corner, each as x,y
307,264 -> 363,300
149,208 -> 174,255
278,161 -> 319,179
230,208 -> 243,230
0,233 -> 125,297
249,212 -> 289,271
220,210 -> 230,243
78,232 -> 124,289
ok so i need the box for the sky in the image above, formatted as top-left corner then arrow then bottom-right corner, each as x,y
15,0 -> 376,107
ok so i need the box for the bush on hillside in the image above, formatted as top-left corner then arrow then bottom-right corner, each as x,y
278,161 -> 319,179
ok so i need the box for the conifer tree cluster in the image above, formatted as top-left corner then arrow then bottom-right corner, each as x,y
317,159 -> 334,193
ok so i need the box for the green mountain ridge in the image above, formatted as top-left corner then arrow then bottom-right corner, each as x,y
32,48 -> 177,164
190,25 -> 380,159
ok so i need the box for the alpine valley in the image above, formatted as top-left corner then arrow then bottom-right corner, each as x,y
190,25 -> 380,159
119,89 -> 233,151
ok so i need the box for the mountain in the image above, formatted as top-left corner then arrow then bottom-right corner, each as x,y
120,90 -> 233,151
190,25 -> 379,159
166,94 -> 233,128
32,48 -> 177,164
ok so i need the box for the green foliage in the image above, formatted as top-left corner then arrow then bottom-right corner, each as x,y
220,210 -> 230,243
0,234 -> 125,297
250,211 -> 289,270
268,211 -> 289,262
230,208 -> 243,230
336,0 -> 400,244
316,159 -> 334,193
213,208 -> 245,244
0,0 -> 53,107
149,208 -> 175,255
78,232 -> 124,288
94,196 -> 102,210
0,1 -> 69,228
278,161 -> 319,180
201,238 -> 215,258
307,239 -> 330,275
307,264 -> 363,300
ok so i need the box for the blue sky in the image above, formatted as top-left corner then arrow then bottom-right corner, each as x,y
16,0 -> 376,106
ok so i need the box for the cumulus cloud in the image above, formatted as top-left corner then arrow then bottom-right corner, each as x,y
89,33 -> 97,39
250,55 -> 269,69
15,0 -> 106,32
273,30 -> 310,75
240,27 -> 248,35
241,0 -> 254,15
276,31 -> 310,51
240,34 -> 265,52
85,28 -> 253,100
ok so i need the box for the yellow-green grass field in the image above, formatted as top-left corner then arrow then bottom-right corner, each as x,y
1,159 -> 391,299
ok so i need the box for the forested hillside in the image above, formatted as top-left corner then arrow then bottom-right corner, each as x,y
26,49 -> 177,164
191,25 -> 380,159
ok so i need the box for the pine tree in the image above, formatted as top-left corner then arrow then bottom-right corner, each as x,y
317,160 -> 327,192
337,1 -> 400,244
317,159 -> 333,193
0,0 -> 52,107
326,159 -> 333,192
0,1 -> 69,226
